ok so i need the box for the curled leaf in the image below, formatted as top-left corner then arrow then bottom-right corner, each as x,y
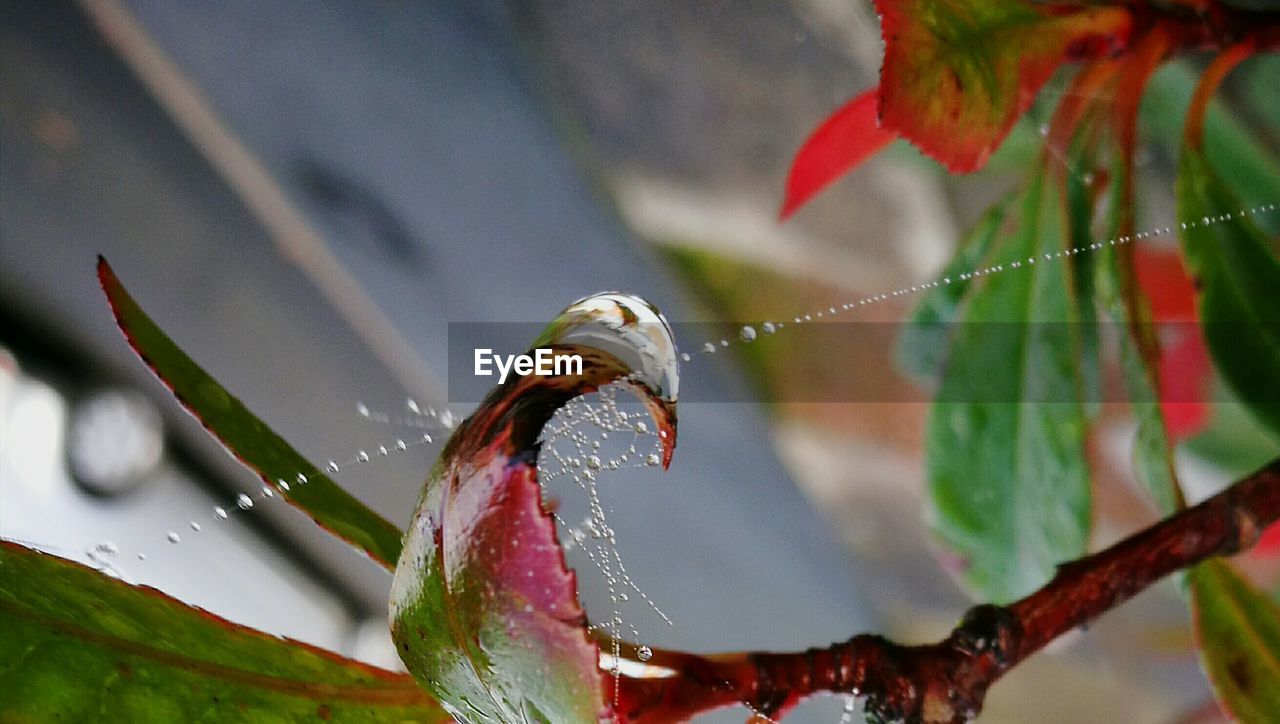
389,293 -> 678,723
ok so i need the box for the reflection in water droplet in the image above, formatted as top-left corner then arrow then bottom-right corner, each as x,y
637,645 -> 653,661
327,461 -> 340,473
167,532 -> 181,544
237,493 -> 254,510
739,326 -> 757,342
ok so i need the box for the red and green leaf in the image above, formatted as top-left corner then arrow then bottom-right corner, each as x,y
98,258 -> 405,569
388,294 -> 679,723
0,541 -> 449,722
1188,561 -> 1280,722
872,0 -> 1131,173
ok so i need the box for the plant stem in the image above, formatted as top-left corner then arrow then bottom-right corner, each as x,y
616,457 -> 1280,723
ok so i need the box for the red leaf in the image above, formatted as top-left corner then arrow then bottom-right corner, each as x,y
780,89 -> 896,219
1135,246 -> 1211,440
873,0 -> 1131,172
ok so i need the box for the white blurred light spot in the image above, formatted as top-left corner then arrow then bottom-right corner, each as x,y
3,381 -> 65,492
67,389 -> 164,496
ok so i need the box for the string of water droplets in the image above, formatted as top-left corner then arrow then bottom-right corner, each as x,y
680,202 -> 1279,363
83,203 -> 1276,721
82,397 -> 458,580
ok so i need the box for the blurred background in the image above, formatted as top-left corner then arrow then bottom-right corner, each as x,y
1,1 -> 1277,721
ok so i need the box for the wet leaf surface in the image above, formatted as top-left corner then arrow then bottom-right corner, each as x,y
0,541 -> 448,722
389,294 -> 679,723
923,170 -> 1091,602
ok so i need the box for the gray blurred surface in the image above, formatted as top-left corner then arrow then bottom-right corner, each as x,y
1,1 -> 876,719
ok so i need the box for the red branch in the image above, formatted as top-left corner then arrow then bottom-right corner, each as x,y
617,458 -> 1280,723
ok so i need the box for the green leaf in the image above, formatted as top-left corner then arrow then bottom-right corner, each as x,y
389,294 -> 679,723
0,541 -> 448,722
1096,151 -> 1183,515
1144,60 -> 1280,237
925,170 -> 1091,603
1189,561 -> 1280,723
98,259 -> 405,569
896,202 -> 1007,387
1176,145 -> 1280,443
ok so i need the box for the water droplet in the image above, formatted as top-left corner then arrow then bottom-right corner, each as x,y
356,402 -> 370,417
406,398 -> 420,414
213,506 -> 228,520
762,322 -> 776,334
357,450 -> 370,463
95,541 -> 119,556
587,455 -> 602,470
1202,216 -> 1211,226
634,421 -> 648,434
645,453 -> 660,466
702,342 -> 716,354
277,478 -> 290,492
137,553 -> 147,561
327,460 -> 340,473
719,339 -> 729,347
261,485 -> 274,498
296,472 -> 309,485
237,493 -> 254,510
679,352 -> 691,363
440,409 -> 456,429
189,520 -> 202,531
423,433 -> 433,443
395,439 -> 407,451
739,326 -> 757,342
378,445 -> 389,456
166,532 -> 181,544
637,645 -> 653,661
